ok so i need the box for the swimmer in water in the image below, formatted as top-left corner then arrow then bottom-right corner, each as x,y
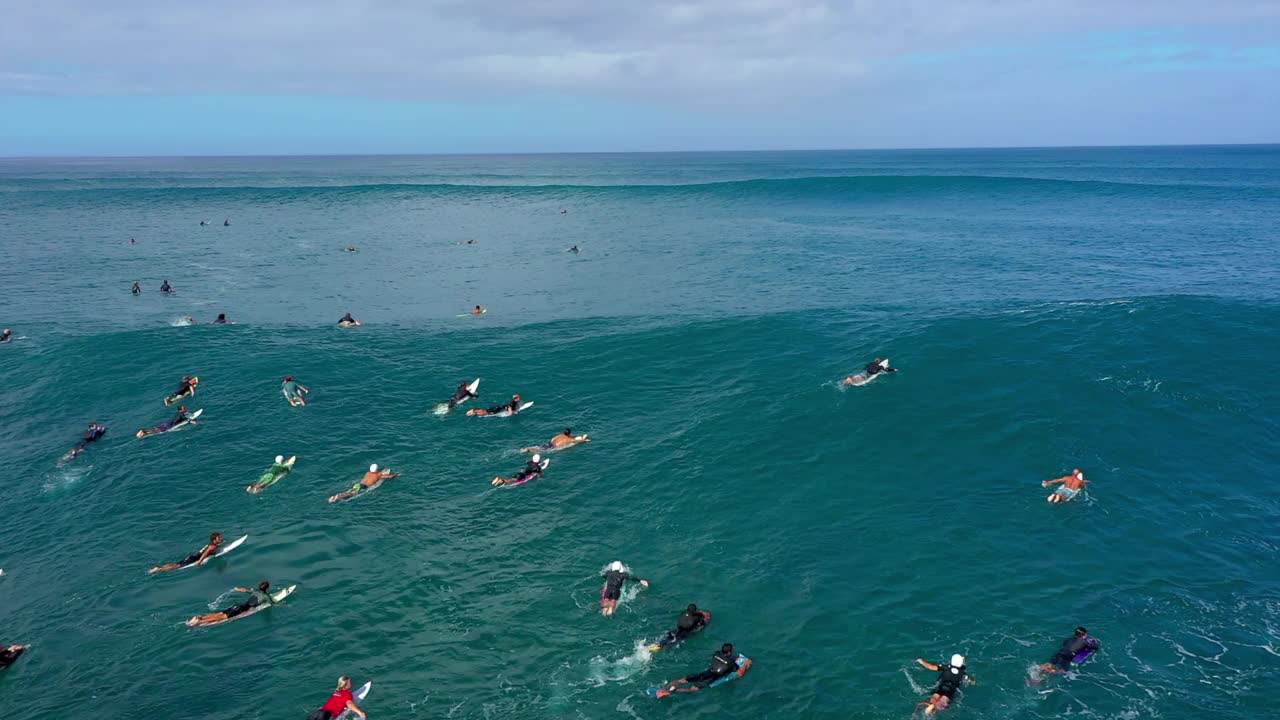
566,245 -> 579,253
1038,626 -> 1100,674
66,422 -> 107,460
600,561 -> 649,616
520,427 -> 590,453
1043,468 -> 1088,503
492,454 -> 547,486
149,532 -> 224,573
187,580 -> 275,626
131,281 -> 141,295
223,218 -> 230,226
649,603 -> 712,651
916,655 -> 975,715
0,329 -> 11,343
338,312 -> 362,327
467,393 -> 522,416
329,464 -> 398,502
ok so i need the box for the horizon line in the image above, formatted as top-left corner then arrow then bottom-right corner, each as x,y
2,142 -> 1278,161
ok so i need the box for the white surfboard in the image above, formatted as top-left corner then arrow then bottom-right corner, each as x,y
187,584 -> 296,627
433,378 -> 480,415
492,401 -> 533,417
844,358 -> 891,387
337,682 -> 372,719
173,408 -> 204,429
177,534 -> 248,570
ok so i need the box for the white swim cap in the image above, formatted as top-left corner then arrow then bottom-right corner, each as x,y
532,454 -> 541,463
951,654 -> 966,667
370,464 -> 378,472
275,455 -> 284,463
610,561 -> 624,572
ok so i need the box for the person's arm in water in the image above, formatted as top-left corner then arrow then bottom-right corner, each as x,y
623,573 -> 651,588
916,658 -> 941,671
1042,476 -> 1066,487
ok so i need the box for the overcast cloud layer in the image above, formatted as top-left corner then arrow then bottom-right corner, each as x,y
2,1 -> 1278,153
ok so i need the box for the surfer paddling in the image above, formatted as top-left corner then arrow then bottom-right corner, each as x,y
164,375 -> 199,405
468,393 -> 524,416
66,422 -> 107,460
492,454 -> 547,486
136,405 -> 197,438
915,655 -> 975,715
600,561 -> 649,616
0,643 -> 28,669
282,375 -> 310,406
329,464 -> 398,502
186,580 -> 274,627
338,312 -> 362,327
521,427 -> 589,453
447,380 -> 478,409
656,643 -> 742,694
149,532 -> 223,573
1043,468 -> 1088,503
843,357 -> 896,386
307,676 -> 368,720
1037,627 -> 1099,674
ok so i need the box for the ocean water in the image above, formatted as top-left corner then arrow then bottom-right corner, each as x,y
1,147 -> 1278,720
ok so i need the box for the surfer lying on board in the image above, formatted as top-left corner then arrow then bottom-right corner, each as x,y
149,532 -> 223,573
916,655 -> 974,715
566,245 -> 579,253
842,357 -> 896,386
471,305 -> 485,315
165,375 -> 198,405
659,643 -> 739,693
329,464 -> 398,502
468,393 -> 522,416
136,405 -> 196,438
307,676 -> 368,720
651,604 -> 712,651
600,561 -> 649,616
67,422 -> 107,459
1038,627 -> 1099,674
0,643 -> 28,669
187,580 -> 272,626
447,380 -> 478,408
521,427 -> 590,452
0,329 -> 11,343
282,375 -> 310,406
492,455 -> 546,486
338,312 -> 362,327
1043,468 -> 1088,503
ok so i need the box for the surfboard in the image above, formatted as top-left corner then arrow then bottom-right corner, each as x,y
492,401 -> 533,417
433,378 -> 480,415
247,456 -> 296,493
337,682 -> 372,719
843,359 -> 891,387
178,535 -> 248,570
187,584 -> 296,627
647,654 -> 751,698
137,409 -> 202,438
456,309 -> 488,317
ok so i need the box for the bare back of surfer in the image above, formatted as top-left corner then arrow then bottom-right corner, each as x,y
521,427 -> 589,453
1043,468 -> 1088,503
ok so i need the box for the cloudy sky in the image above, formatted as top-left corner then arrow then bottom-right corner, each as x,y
2,0 -> 1278,154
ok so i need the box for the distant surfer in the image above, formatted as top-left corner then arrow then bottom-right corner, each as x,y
149,532 -> 224,573
566,245 -> 579,253
223,218 -> 230,226
0,643 -> 28,669
307,676 -> 368,720
200,220 -> 208,226
492,454 -> 546,487
130,238 -> 137,244
165,375 -> 199,405
521,427 -> 589,453
131,281 -> 141,295
66,422 -> 107,460
650,603 -> 711,651
471,305 -> 485,315
915,655 -> 974,715
212,313 -> 228,324
343,246 -> 359,253
460,239 -> 477,245
187,580 -> 274,627
656,643 -> 740,693
282,375 -> 310,406
136,404 -> 197,438
0,329 -> 11,343
338,312 -> 362,327
248,455 -> 294,493
467,393 -> 523,416
446,380 -> 478,409
329,464 -> 398,503
1037,627 -> 1099,674
600,561 -> 649,616
160,280 -> 174,293
843,357 -> 896,386
1043,468 -> 1088,503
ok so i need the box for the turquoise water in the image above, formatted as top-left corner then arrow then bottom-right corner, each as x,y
1,148 -> 1278,719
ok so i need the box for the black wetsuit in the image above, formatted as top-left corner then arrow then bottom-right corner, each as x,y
933,664 -> 967,699
173,380 -> 193,397
658,610 -> 707,648
448,384 -> 477,407
685,650 -> 738,686
160,283 -> 173,293
74,426 -> 107,452
1049,635 -> 1097,670
212,316 -> 227,324
0,332 -> 10,343
486,399 -> 520,415
865,361 -> 896,377
223,590 -> 269,618
160,412 -> 190,431
601,569 -> 639,601
131,283 -> 141,295
512,461 -> 543,483
0,646 -> 25,669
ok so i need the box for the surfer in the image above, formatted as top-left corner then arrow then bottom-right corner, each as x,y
915,655 -> 974,715
566,245 -> 579,253
160,280 -> 174,293
521,427 -> 590,453
149,532 -> 223,573
165,375 -> 199,405
0,329 -> 10,343
282,375 -> 310,406
468,394 -> 523,417
658,643 -> 739,693
223,218 -> 230,226
471,305 -> 485,315
492,454 -> 546,487
0,643 -> 28,669
248,455 -> 294,493
200,220 -> 208,226
67,422 -> 107,459
447,380 -> 478,408
1043,468 -> 1088,503
137,405 -> 197,438
212,313 -> 228,324
338,312 -> 362,327
842,357 -> 896,386
600,561 -> 649,616
131,281 -> 141,295
307,676 -> 368,720
187,580 -> 273,627
1037,627 -> 1099,674
343,246 -> 359,253
651,604 -> 712,651
329,464 -> 398,503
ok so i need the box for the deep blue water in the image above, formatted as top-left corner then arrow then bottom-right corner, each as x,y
0,147 -> 1277,720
